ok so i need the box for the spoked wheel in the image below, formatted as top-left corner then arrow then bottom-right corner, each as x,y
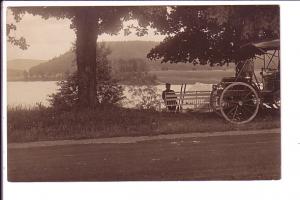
210,88 -> 222,117
220,82 -> 260,124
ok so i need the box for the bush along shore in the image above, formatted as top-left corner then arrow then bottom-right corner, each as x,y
7,105 -> 280,143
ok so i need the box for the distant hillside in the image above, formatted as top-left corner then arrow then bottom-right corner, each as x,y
29,51 -> 77,75
106,41 -> 206,71
28,41 -> 214,75
7,69 -> 24,80
29,41 -> 162,75
106,41 -> 158,60
7,59 -> 46,71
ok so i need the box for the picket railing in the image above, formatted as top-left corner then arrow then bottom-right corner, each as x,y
159,84 -> 212,112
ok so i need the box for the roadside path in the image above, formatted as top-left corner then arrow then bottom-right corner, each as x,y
8,128 -> 280,181
8,128 -> 280,149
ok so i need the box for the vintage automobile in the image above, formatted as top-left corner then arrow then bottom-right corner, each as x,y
210,39 -> 280,124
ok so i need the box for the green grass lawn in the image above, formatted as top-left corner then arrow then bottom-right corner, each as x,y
7,105 -> 280,143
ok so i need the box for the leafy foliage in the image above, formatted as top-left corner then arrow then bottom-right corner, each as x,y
147,5 -> 280,65
48,72 -> 79,110
127,85 -> 161,110
9,6 -> 168,36
6,23 -> 29,50
49,44 -> 124,110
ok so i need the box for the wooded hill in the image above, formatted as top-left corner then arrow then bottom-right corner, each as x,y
7,59 -> 46,81
27,41 -> 232,76
7,59 -> 46,71
8,41 -> 238,81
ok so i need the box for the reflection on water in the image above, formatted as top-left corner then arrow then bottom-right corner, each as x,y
7,81 -> 212,108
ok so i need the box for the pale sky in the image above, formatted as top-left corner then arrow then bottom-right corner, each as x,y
6,11 -> 165,61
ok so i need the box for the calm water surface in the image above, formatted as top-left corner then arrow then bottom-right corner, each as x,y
7,81 -> 212,108
7,81 -> 59,107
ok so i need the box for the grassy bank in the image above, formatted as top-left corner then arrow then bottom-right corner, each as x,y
7,106 -> 280,143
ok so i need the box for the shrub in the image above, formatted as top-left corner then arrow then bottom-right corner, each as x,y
49,44 -> 124,110
128,85 -> 161,110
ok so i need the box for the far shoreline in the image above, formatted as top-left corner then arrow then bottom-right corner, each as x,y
7,69 -> 237,84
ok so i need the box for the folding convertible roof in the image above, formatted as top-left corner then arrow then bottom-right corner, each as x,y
237,39 -> 280,59
252,39 -> 280,51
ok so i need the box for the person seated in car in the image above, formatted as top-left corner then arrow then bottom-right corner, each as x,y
236,59 -> 254,80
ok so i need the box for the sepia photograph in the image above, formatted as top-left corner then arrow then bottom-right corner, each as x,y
5,4 -> 281,183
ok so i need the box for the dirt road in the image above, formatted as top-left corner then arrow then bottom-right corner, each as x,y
7,129 -> 280,181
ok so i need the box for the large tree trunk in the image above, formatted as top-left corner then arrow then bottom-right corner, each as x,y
75,9 -> 98,108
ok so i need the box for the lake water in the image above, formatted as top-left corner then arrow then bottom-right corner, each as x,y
7,81 -> 59,108
7,81 -> 213,108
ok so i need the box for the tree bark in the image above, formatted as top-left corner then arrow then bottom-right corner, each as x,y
75,8 -> 98,108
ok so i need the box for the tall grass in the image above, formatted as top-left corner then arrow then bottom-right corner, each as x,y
7,105 -> 280,143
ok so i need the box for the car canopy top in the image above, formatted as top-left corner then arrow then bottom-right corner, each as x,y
237,39 -> 280,60
252,39 -> 280,51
